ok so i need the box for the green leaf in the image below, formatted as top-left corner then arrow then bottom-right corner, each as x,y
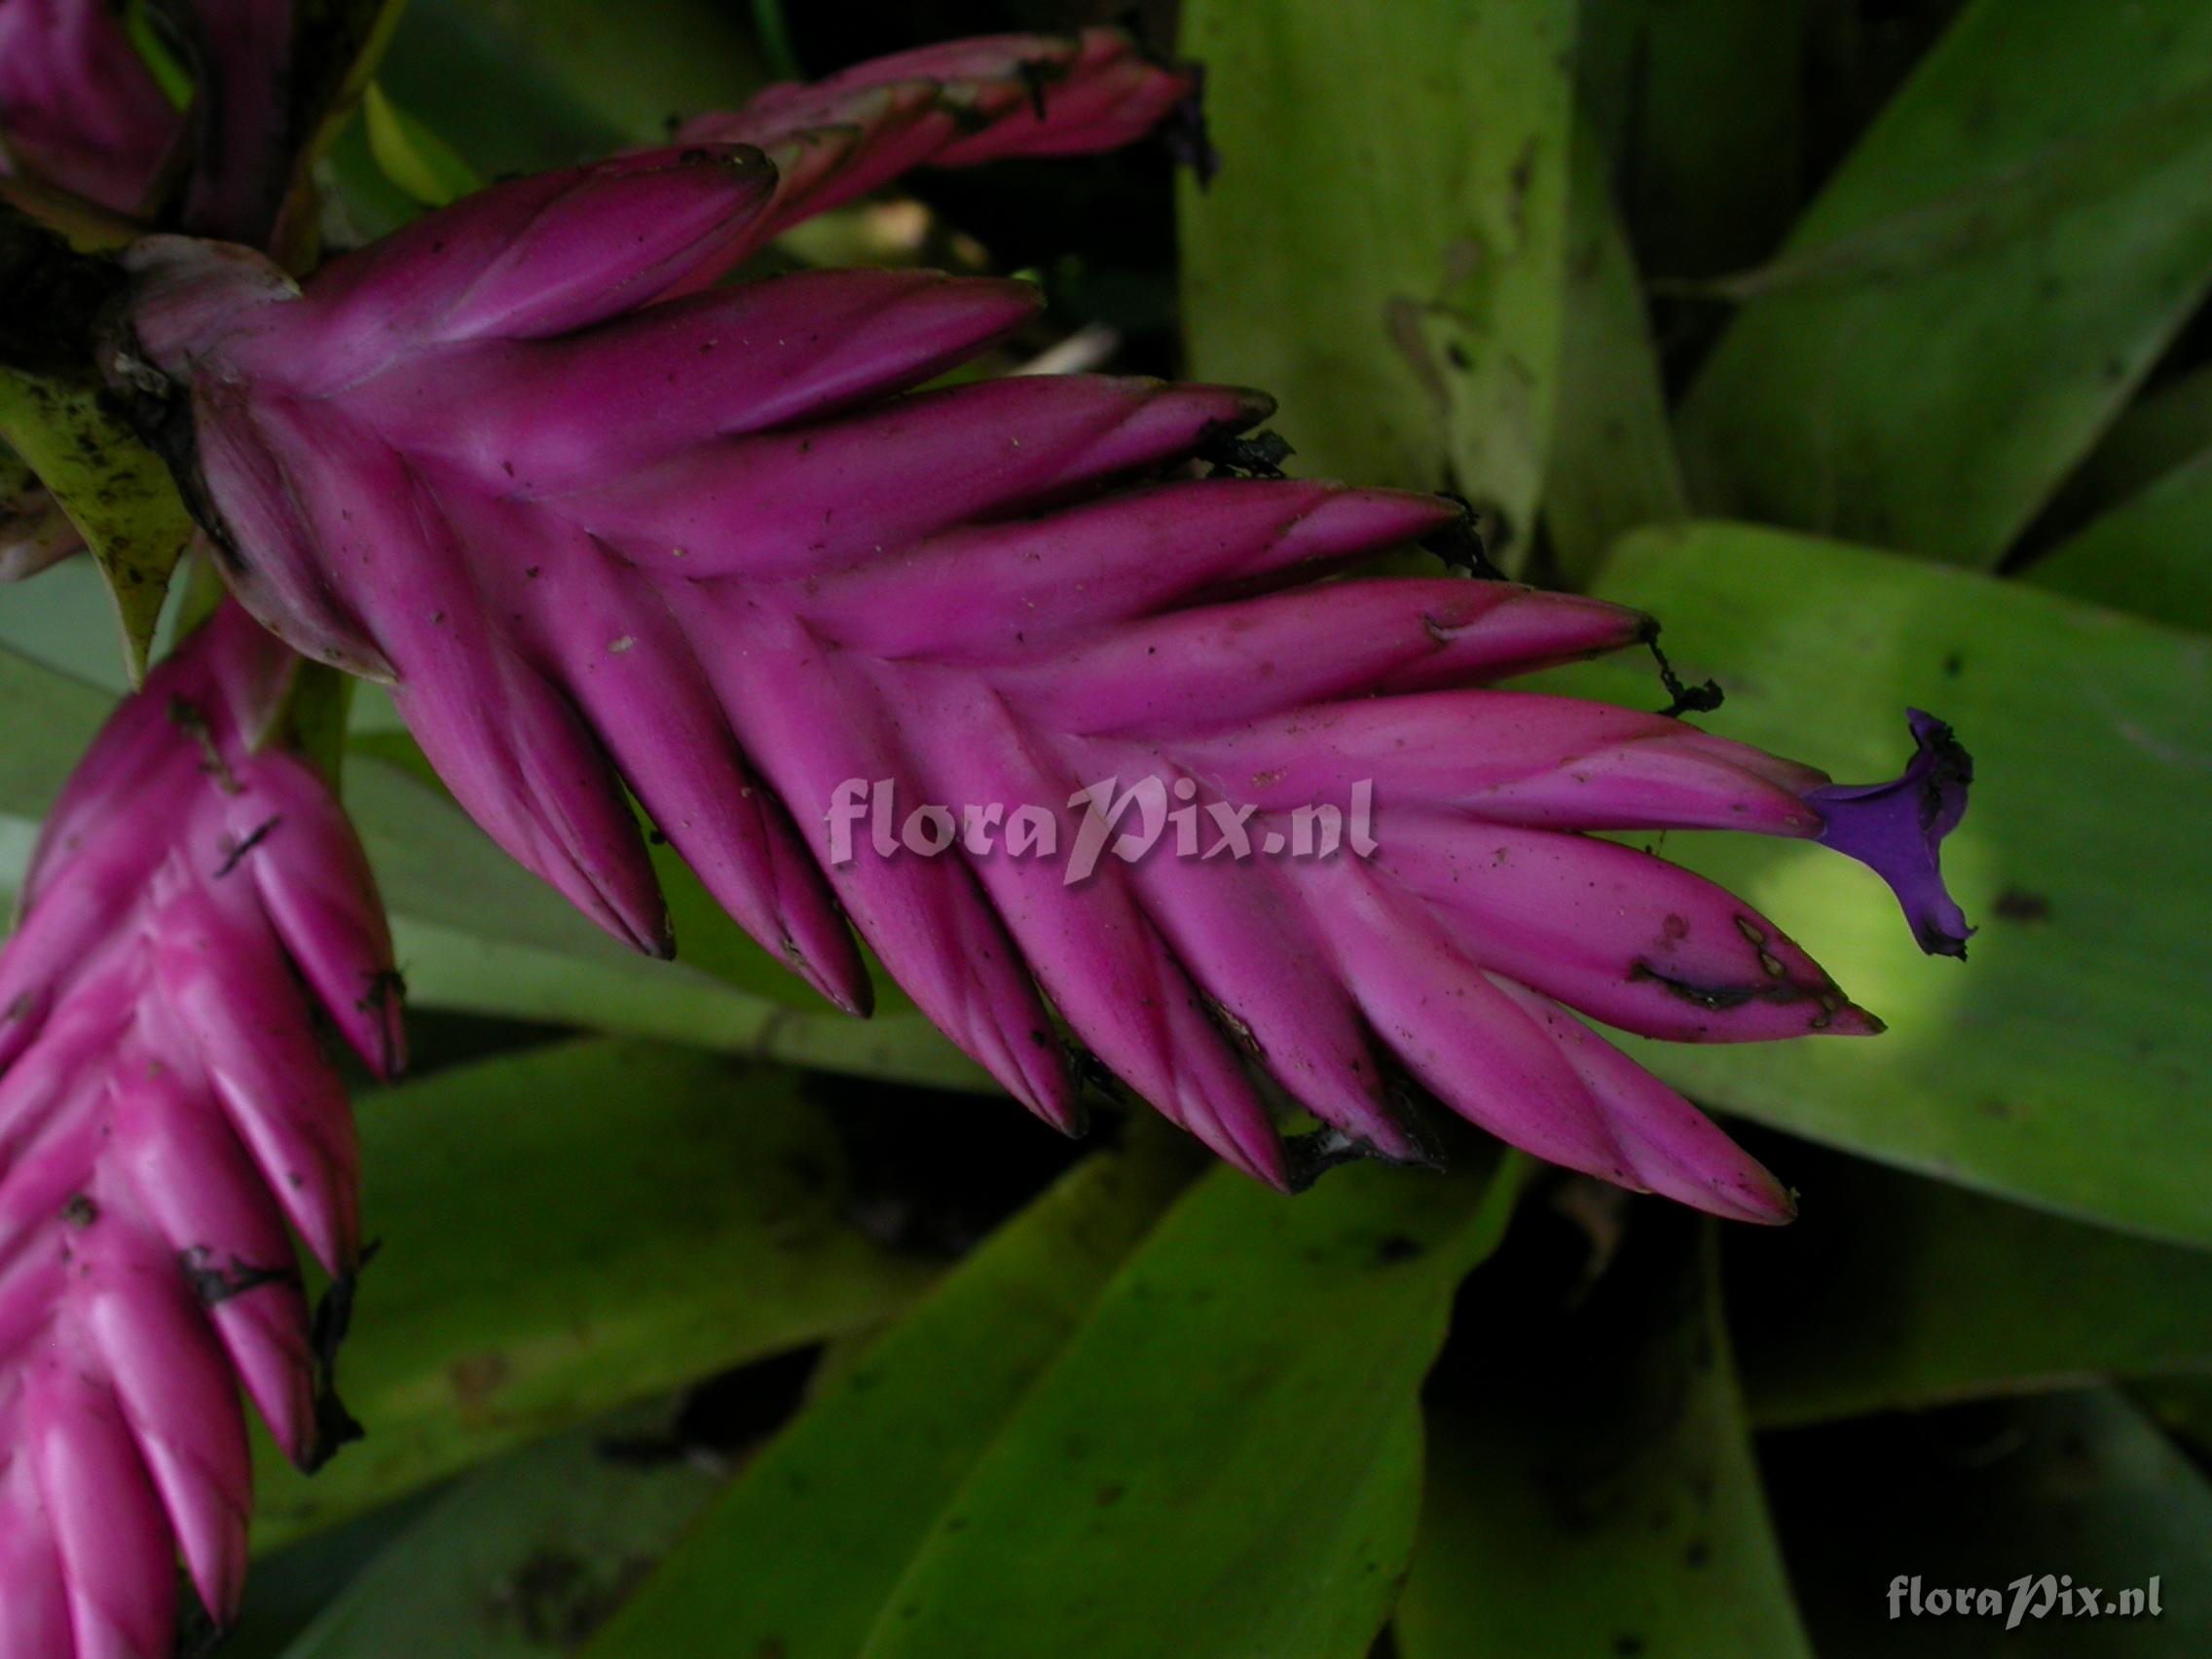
856,1156 -> 1519,1659
2035,360 -> 2212,535
214,1497 -> 441,1659
594,1150 -> 1519,1659
0,368 -> 193,683
0,635 -> 108,812
1731,1148 -> 2212,1428
276,1409 -> 722,1657
1577,0 -> 1807,279
1397,1213 -> 1810,1658
123,0 -> 196,108
1677,0 -> 2212,566
2027,450 -> 2212,631
1543,114 -> 1687,586
378,0 -> 769,177
0,548 -> 186,690
249,1039 -> 935,1548
1560,522 -> 2212,1245
1772,1389 -> 2211,1653
1178,0 -> 1575,558
360,82 -> 480,206
585,1136 -> 1200,1658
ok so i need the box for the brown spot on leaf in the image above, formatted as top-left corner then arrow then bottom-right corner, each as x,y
448,1350 -> 513,1411
1993,886 -> 2050,923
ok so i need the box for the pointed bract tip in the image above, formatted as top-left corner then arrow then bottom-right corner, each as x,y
1281,1124 -> 1383,1192
1808,709 -> 1974,959
1734,1178 -> 1800,1227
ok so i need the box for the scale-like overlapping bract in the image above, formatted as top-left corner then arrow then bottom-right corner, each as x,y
0,603 -> 401,1657
112,118 -> 1942,1222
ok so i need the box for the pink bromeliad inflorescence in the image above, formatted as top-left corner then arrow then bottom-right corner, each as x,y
0,604 -> 401,1656
0,19 -> 1972,1653
108,31 -> 1970,1215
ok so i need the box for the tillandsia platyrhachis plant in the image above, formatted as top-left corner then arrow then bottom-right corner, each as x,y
0,14 -> 1981,1652
0,601 -> 401,1655
97,34 -> 1972,1211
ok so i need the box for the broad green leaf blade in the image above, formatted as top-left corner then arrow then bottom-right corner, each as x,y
360,82 -> 480,206
0,637 -> 107,810
276,1410 -> 721,1658
1772,1389 -> 2211,1653
250,1039 -> 935,1548
0,546 -> 208,688
2027,451 -> 2212,631
585,1137 -> 1200,1659
379,0 -> 768,176
1397,1214 -> 1810,1659
1730,1148 -> 2212,1427
1677,0 -> 2212,566
2036,360 -> 2212,535
858,1156 -> 1521,1659
0,367 -> 192,683
1577,0 -> 1806,278
1178,0 -> 1574,556
1543,114 -> 1687,586
216,1497 -> 440,1659
1562,522 -> 2212,1244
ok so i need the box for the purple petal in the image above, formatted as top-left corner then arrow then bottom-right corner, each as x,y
1809,709 -> 1975,958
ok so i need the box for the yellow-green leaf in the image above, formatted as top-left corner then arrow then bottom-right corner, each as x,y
0,367 -> 192,683
250,1040 -> 937,1549
361,82 -> 480,206
1677,0 -> 2212,566
1179,0 -> 1575,560
1398,1214 -> 1810,1658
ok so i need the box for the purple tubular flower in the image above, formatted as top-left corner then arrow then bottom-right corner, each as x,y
0,0 -> 178,213
0,602 -> 401,1653
1810,709 -> 1976,957
106,33 -> 1972,1222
